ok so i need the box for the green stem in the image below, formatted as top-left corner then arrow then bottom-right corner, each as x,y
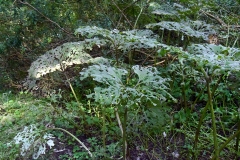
167,31 -> 171,45
62,71 -> 85,116
48,127 -> 92,157
201,68 -> 218,159
115,107 -> 127,159
224,128 -> 240,152
236,118 -> 240,153
102,105 -> 106,156
181,73 -> 187,109
194,74 -> 223,151
160,29 -> 164,43
134,6 -> 143,29
170,72 -> 175,90
211,128 -> 240,160
207,79 -> 219,159
115,50 -> 119,66
226,25 -> 229,47
183,36 -> 190,50
194,101 -> 209,150
67,79 -> 85,116
123,107 -> 128,160
128,51 -> 133,65
232,37 -> 238,48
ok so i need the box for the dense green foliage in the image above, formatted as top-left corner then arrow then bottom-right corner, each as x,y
1,0 -> 240,159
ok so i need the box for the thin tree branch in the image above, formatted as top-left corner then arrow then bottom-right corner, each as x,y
18,0 -> 74,35
200,9 -> 240,30
111,0 -> 134,29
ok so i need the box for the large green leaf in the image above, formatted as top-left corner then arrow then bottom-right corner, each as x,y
80,64 -> 175,106
183,43 -> 240,71
146,20 -> 215,41
75,26 -> 163,52
24,38 -> 107,90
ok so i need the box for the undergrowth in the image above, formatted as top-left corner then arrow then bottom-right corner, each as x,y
1,0 -> 240,160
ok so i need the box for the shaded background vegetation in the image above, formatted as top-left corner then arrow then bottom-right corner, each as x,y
0,0 -> 240,159
1,0 -> 240,90
0,0 -> 155,89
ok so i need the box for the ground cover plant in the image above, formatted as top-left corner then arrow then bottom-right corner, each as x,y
0,0 -> 240,159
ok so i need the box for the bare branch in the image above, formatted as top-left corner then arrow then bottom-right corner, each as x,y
18,0 -> 74,35
200,9 -> 240,30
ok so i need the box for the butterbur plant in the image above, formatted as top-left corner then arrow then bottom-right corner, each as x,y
80,64 -> 176,106
179,43 -> 240,159
7,124 -> 55,159
80,63 -> 176,159
75,26 -> 161,53
24,26 -> 168,94
20,25 -> 176,159
7,124 -> 93,159
23,38 -> 106,92
75,26 -> 166,66
146,20 -> 217,41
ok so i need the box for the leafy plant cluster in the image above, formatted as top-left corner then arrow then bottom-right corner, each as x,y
1,0 -> 240,160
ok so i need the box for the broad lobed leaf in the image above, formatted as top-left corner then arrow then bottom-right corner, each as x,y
75,26 -> 163,52
184,43 -> 240,71
146,20 -> 215,41
80,64 -> 175,106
